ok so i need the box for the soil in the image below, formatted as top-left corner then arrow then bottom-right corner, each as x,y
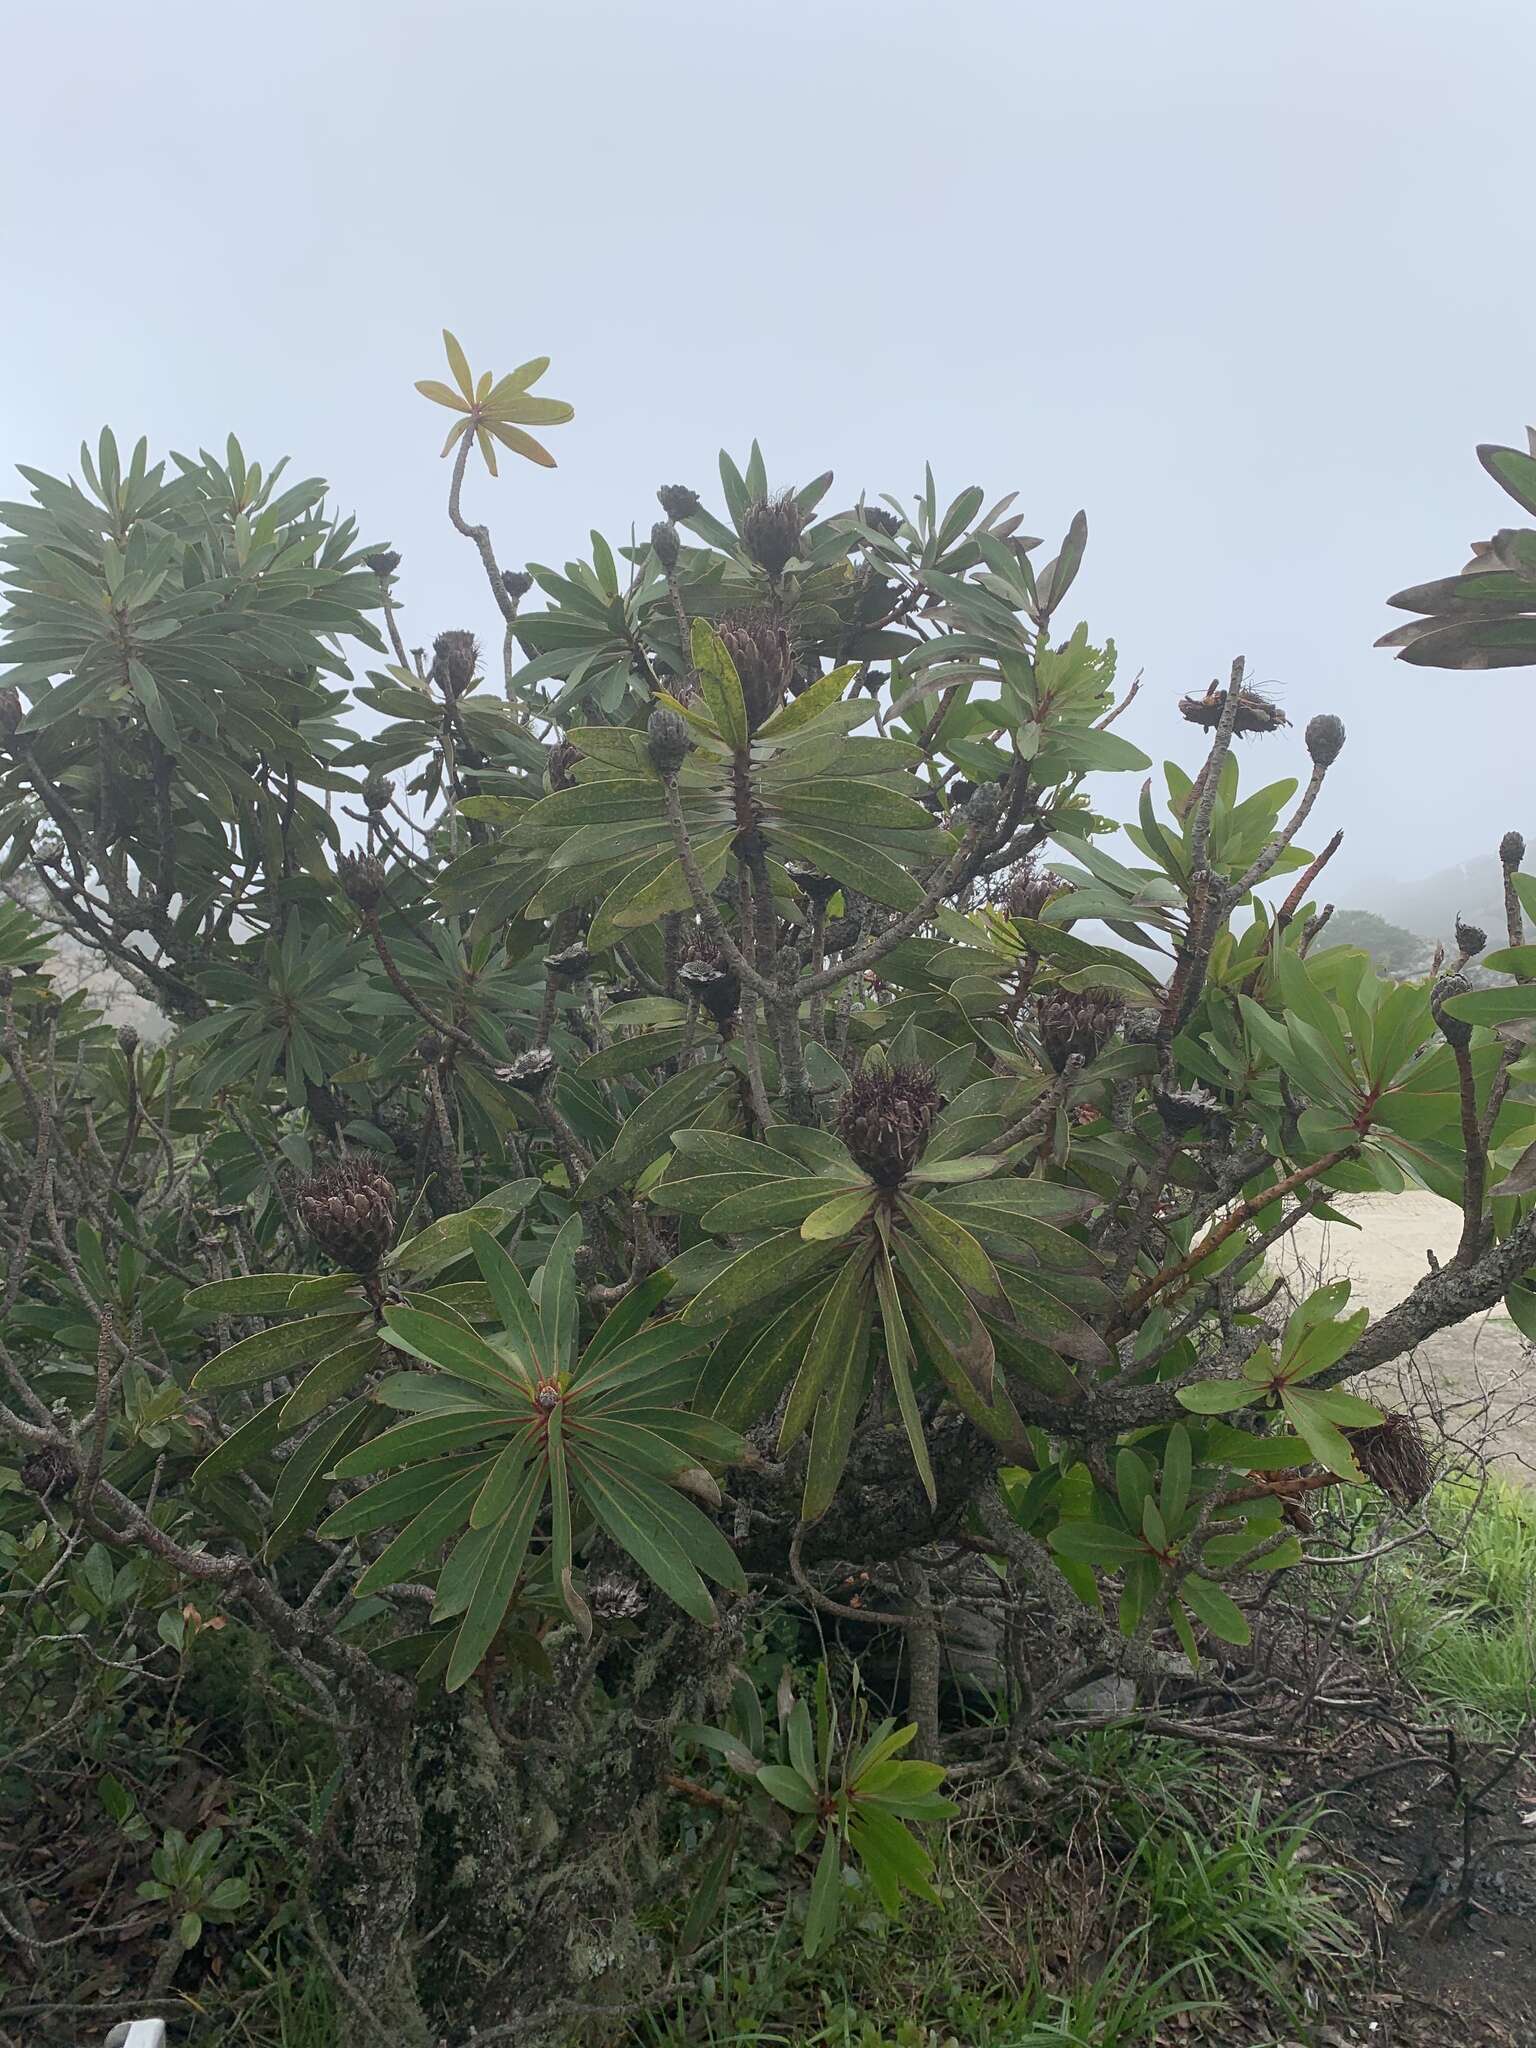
1301,1738 -> 1536,2048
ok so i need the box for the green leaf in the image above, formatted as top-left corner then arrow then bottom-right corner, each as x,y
445,1460 -> 545,1691
380,1305 -> 526,1400
781,1250 -> 875,1450
1280,1388 -> 1364,1482
1479,441 -> 1536,518
802,1313 -> 874,1521
579,1463 -> 717,1624
1176,1381 -> 1253,1415
191,1312 -> 365,1394
874,1251 -> 935,1506
182,1274 -> 335,1317
690,618 -> 750,750
1046,1520 -> 1143,1565
757,1764 -> 818,1815
897,1193 -> 1001,1302
1180,1573 -> 1251,1645
803,1831 -> 843,1959
1161,1423 -> 1192,1529
683,1231 -> 842,1325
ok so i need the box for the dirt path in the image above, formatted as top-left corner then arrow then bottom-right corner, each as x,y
1277,1192 -> 1535,1480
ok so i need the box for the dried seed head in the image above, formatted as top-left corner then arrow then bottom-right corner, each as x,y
835,1062 -> 942,1188
297,1157 -> 398,1272
1454,913 -> 1487,959
364,775 -> 394,814
498,1047 -> 558,1094
543,942 -> 591,980
1430,972 -> 1473,1050
431,629 -> 479,700
364,549 -> 401,578
1347,1411 -> 1433,1508
1153,1083 -> 1229,1137
546,738 -> 581,791
1500,829 -> 1526,870
416,1031 -> 444,1063
741,489 -> 806,579
784,858 -> 839,903
719,609 -> 794,732
115,1024 -> 139,1056
678,954 -> 740,1025
501,568 -> 533,603
0,686 -> 21,737
337,851 -> 387,913
588,1572 -> 647,1622
646,704 -> 693,776
861,505 -> 902,538
1179,683 -> 1288,736
1304,713 -> 1346,768
20,1445 -> 77,1500
1037,989 -> 1125,1074
1004,859 -> 1069,925
650,519 -> 680,572
657,483 -> 701,522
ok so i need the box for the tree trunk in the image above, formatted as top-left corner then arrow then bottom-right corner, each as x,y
335,1708 -> 435,2048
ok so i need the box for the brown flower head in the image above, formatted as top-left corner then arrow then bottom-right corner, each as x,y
861,505 -> 902,538
650,520 -> 680,572
1455,913 -> 1487,959
1499,829 -> 1525,871
835,1062 -> 942,1188
431,629 -> 479,700
1004,859 -> 1070,925
365,549 -> 402,579
546,738 -> 582,791
740,489 -> 806,579
1038,989 -> 1124,1074
297,1157 -> 398,1272
337,851 -> 387,914
501,568 -> 533,603
719,609 -> 794,732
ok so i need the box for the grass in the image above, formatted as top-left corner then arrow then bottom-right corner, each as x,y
638,1730 -> 1360,2048
1372,1472 -> 1536,1734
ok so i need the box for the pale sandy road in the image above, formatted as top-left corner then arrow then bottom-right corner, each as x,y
1276,1193 -> 1535,1479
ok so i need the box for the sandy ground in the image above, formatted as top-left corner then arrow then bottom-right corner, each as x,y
1275,1192 -> 1535,1479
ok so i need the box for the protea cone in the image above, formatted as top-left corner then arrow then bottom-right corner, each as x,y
835,1063 -> 942,1188
1004,858 -> 1068,924
657,483 -> 701,522
1038,990 -> 1124,1074
718,609 -> 794,732
740,489 -> 805,579
298,1158 -> 398,1272
431,629 -> 479,700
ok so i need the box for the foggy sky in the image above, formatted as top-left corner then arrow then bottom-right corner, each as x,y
5,0 -> 1533,905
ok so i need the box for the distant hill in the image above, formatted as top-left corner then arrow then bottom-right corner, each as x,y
1368,848 -> 1531,957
